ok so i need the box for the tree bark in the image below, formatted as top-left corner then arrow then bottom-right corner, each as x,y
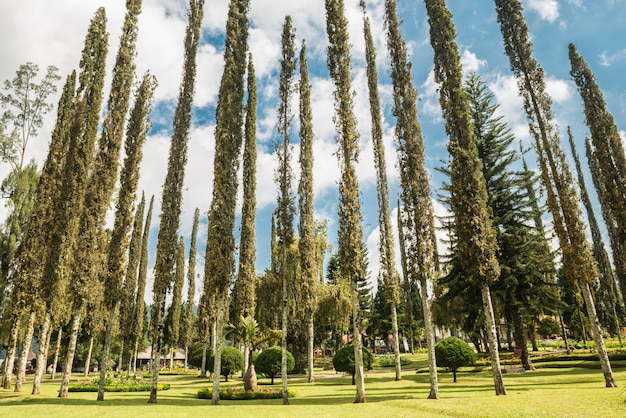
148,342 -> 161,403
59,310 -> 81,398
580,280 -> 617,387
51,327 -> 62,380
2,314 -> 20,389
390,302 -> 402,381
352,283 -> 366,403
32,313 -> 51,394
307,315 -> 315,383
511,305 -> 534,370
98,305 -> 119,401
15,311 -> 36,392
480,283 -> 507,395
420,275 -> 439,399
211,294 -> 226,405
84,335 -> 94,377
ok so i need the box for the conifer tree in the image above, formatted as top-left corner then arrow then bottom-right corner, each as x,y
131,195 -> 154,372
235,54 -> 257,323
97,71 -> 155,399
494,0 -> 615,387
121,193 -> 145,370
362,1 -> 402,381
324,0 -> 367,403
203,0 -> 250,404
274,15 -> 297,405
298,40 -> 317,385
567,129 -> 622,343
164,236 -> 185,370
149,0 -> 203,403
184,208 -> 199,372
385,0 -> 438,396
569,44 -> 626,300
424,0 -> 505,395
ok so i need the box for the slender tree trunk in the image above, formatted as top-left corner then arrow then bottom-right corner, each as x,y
84,335 -> 94,377
511,306 -> 534,370
352,283 -> 366,403
51,328 -> 62,380
148,344 -> 161,403
32,313 -> 51,394
390,302 -> 402,381
308,315 -> 315,383
200,339 -> 208,377
98,305 -> 119,401
480,283 -> 507,395
578,306 -> 588,346
2,315 -> 20,389
559,316 -> 571,353
169,347 -> 174,372
211,295 -> 226,405
530,316 -> 539,351
132,339 -> 139,373
119,340 -> 125,372
15,311 -> 36,392
420,275 -> 439,399
580,281 -> 617,387
281,263 -> 289,405
59,310 -> 81,398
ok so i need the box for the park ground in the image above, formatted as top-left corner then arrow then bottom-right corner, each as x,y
2,351 -> 626,417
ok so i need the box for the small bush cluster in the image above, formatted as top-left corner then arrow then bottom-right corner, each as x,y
197,385 -> 296,400
67,372 -> 170,392
374,355 -> 412,367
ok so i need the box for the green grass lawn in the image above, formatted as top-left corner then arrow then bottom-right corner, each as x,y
2,355 -> 626,417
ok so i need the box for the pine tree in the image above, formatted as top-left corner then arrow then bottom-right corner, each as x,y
494,0 -> 615,387
184,208 -> 199,372
203,0 -> 250,404
569,44 -> 626,301
324,0 -> 366,403
424,0 -> 505,395
385,0 -> 438,397
298,40 -> 317,384
235,54 -> 257,322
149,0 -> 204,403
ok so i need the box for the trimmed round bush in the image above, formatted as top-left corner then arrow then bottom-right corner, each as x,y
435,336 -> 477,382
254,346 -> 294,385
332,343 -> 374,385
207,346 -> 244,382
197,384 -> 296,400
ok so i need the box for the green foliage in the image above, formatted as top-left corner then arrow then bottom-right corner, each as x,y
207,346 -> 244,381
197,385 -> 295,400
68,373 -> 170,392
536,317 -> 561,339
332,344 -> 374,377
254,346 -> 295,383
373,355 -> 412,367
435,337 -> 477,382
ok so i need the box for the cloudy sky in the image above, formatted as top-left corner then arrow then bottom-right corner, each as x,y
1,0 -> 625,302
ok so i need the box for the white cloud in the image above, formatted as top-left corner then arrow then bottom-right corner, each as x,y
460,50 -> 487,74
526,0 -> 560,23
546,78 -> 573,104
599,49 -> 626,67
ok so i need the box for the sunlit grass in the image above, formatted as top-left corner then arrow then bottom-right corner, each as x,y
1,353 -> 626,417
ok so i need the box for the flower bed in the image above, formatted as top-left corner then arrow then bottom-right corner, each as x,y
67,373 -> 170,392
197,385 -> 295,400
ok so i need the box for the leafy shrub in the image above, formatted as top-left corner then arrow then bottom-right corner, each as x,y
254,346 -> 294,385
536,317 -> 561,339
197,384 -> 295,400
207,346 -> 244,382
435,337 -> 477,383
332,344 -> 374,385
68,373 -> 170,392
373,355 -> 412,367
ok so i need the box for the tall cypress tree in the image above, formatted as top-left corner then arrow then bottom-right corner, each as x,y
298,40 -> 317,385
494,0 -> 615,387
424,0 -> 505,395
274,16 -> 296,405
164,236 -> 185,370
235,54 -> 257,323
184,207 -> 199,372
569,44 -> 626,301
567,128 -> 622,343
131,195 -> 154,372
324,0 -> 367,403
98,71 -> 156,399
361,1 -> 402,382
384,0 -> 438,397
203,0 -> 250,404
4,70 -> 76,394
149,0 -> 204,403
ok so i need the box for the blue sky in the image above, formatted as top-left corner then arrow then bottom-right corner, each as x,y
1,0 -> 625,302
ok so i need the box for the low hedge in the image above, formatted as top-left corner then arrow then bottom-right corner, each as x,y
374,355 -> 412,367
68,383 -> 170,392
197,385 -> 296,400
